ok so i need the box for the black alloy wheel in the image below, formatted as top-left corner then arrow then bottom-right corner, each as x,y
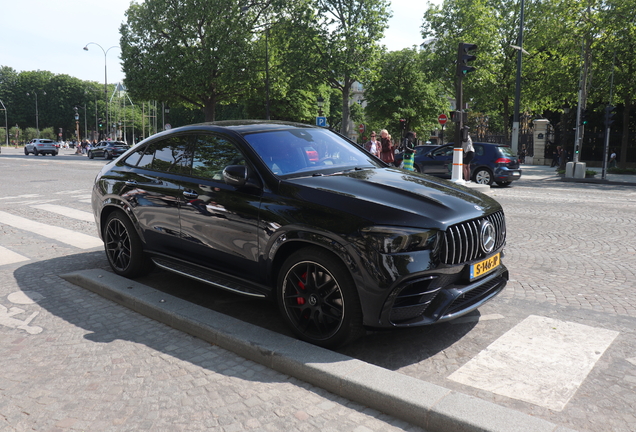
103,210 -> 154,278
104,150 -> 110,160
33,148 -> 39,156
473,167 -> 494,185
88,151 -> 94,159
24,147 -> 29,155
277,247 -> 363,348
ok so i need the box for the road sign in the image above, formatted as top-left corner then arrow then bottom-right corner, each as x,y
438,114 -> 448,125
316,117 -> 327,127
165,123 -> 172,130
358,124 -> 365,133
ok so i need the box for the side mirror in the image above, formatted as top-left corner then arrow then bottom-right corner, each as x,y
223,165 -> 248,187
223,165 -> 261,190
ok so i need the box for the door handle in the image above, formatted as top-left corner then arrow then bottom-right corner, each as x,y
125,180 -> 138,186
183,190 -> 198,199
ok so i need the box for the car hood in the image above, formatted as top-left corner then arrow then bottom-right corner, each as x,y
285,167 -> 502,229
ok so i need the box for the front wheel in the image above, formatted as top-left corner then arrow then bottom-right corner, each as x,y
103,210 -> 154,278
277,247 -> 363,348
104,151 -> 110,160
473,168 -> 494,185
24,148 -> 29,155
88,151 -> 94,159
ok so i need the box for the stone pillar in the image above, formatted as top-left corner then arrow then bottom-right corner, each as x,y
532,119 -> 550,165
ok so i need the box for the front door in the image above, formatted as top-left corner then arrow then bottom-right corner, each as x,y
178,133 -> 262,279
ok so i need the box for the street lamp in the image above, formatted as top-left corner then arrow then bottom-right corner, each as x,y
26,91 -> 46,137
83,42 -> 119,140
0,99 -> 8,146
316,96 -> 325,117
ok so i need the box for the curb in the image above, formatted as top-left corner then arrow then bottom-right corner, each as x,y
60,269 -> 577,432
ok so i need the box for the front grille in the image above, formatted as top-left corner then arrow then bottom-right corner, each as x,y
440,210 -> 506,265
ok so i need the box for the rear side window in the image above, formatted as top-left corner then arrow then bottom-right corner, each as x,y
497,146 -> 515,157
127,135 -> 192,174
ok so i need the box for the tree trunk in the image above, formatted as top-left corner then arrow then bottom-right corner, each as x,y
204,97 -> 216,122
619,97 -> 631,169
340,81 -> 352,137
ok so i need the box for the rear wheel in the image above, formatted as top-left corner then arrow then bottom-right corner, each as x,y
104,151 -> 110,160
103,210 -> 154,278
277,247 -> 364,348
496,181 -> 511,187
473,168 -> 493,185
33,149 -> 39,156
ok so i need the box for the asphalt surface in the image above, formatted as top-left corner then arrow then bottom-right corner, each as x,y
1,146 -> 636,431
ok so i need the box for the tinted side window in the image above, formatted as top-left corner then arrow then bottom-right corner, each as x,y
131,135 -> 192,174
475,145 -> 485,156
191,134 -> 245,180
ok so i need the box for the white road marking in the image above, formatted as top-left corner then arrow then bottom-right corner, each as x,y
0,194 -> 41,201
448,315 -> 619,411
0,245 -> 30,266
30,204 -> 95,222
0,210 -> 102,249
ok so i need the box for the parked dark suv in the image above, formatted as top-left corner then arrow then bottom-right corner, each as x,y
396,142 -> 522,186
92,121 -> 508,347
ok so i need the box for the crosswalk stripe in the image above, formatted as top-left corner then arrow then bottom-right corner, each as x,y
0,211 -> 102,249
30,204 -> 95,222
0,245 -> 30,265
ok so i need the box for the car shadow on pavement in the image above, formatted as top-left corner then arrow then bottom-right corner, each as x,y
12,250 -> 476,372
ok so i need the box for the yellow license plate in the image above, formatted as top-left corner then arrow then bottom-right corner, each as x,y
470,253 -> 501,279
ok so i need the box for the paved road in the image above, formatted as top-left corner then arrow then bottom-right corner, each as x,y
1,146 -> 636,431
0,148 -> 424,432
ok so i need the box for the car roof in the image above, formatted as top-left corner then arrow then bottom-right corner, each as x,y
171,120 -> 319,136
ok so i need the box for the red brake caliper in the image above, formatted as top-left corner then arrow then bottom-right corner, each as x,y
296,272 -> 307,305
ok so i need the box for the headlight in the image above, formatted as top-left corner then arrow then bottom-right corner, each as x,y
361,226 -> 439,254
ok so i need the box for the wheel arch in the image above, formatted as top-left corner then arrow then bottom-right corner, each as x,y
98,200 -> 145,243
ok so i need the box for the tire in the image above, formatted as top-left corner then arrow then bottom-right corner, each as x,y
414,164 -> 421,173
52,152 -> 57,156
24,147 -> 29,155
88,151 -> 94,159
33,149 -> 39,156
104,151 -> 110,160
473,167 -> 493,185
496,181 -> 511,187
103,210 -> 154,278
277,247 -> 364,348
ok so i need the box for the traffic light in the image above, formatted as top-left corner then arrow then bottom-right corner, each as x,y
456,43 -> 478,77
604,105 -> 616,127
98,118 -> 103,128
399,119 -> 406,131
580,109 -> 589,125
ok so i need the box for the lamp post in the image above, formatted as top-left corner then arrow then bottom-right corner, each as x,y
317,96 -> 324,117
510,0 -> 526,157
74,107 -> 80,148
0,99 -> 8,146
83,42 -> 118,140
26,91 -> 46,137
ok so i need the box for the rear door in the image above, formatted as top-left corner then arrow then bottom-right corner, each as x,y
120,135 -> 191,256
422,145 -> 454,177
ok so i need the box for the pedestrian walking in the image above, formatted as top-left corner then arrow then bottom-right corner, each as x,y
379,129 -> 394,165
462,134 -> 475,181
364,131 -> 380,158
551,146 -> 559,167
519,145 -> 526,164
609,150 -> 617,168
402,131 -> 417,171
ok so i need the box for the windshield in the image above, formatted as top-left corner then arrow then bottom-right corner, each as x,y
244,128 -> 381,176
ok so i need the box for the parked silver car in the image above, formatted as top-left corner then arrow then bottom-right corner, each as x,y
25,139 -> 58,156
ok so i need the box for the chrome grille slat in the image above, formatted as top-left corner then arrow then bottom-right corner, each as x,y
440,210 -> 506,265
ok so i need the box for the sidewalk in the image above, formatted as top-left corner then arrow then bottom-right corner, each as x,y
519,163 -> 636,186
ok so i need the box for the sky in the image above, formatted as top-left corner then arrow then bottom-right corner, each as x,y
1,0 -> 440,85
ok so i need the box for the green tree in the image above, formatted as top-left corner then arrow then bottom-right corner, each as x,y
364,48 -> 448,140
120,0 -> 265,122
278,0 -> 390,136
